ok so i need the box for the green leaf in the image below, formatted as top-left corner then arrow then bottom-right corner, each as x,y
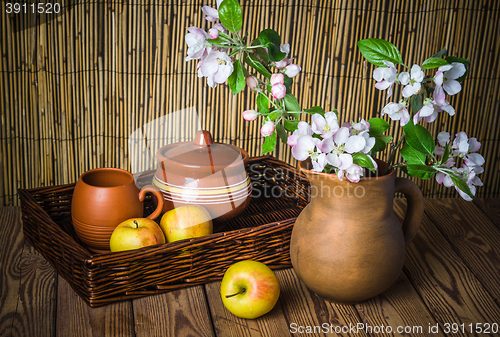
283,75 -> 293,94
252,38 -> 270,64
257,29 -> 286,62
406,165 -> 435,179
440,143 -> 450,164
403,120 -> 435,155
352,153 -> 375,173
206,37 -> 225,45
357,38 -> 403,67
256,94 -> 270,114
367,117 -> 390,136
400,143 -> 427,165
218,0 -> 242,33
449,174 -> 474,199
227,60 -> 246,95
267,110 -> 282,121
421,57 -> 449,70
304,106 -> 325,116
284,119 -> 300,132
410,91 -> 423,114
283,94 -> 301,112
445,56 -> 470,64
276,123 -> 288,144
370,135 -> 393,155
261,132 -> 277,155
430,47 -> 447,59
445,56 -> 470,82
244,54 -> 271,79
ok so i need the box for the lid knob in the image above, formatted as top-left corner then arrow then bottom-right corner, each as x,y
193,130 -> 213,147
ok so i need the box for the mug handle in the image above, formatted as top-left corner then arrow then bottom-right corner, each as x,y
139,185 -> 164,220
395,177 -> 425,246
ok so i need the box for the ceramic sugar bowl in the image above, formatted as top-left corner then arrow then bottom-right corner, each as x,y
153,130 -> 251,231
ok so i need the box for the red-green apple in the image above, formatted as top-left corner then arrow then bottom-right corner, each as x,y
109,218 -> 165,252
160,205 -> 213,243
220,260 -> 280,319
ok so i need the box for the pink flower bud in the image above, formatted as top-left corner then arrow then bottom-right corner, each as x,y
271,83 -> 286,100
270,73 -> 284,86
246,76 -> 258,90
208,28 -> 219,39
242,109 -> 258,121
261,121 -> 275,137
285,64 -> 301,78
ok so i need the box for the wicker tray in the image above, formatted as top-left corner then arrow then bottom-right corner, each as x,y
18,156 -> 310,307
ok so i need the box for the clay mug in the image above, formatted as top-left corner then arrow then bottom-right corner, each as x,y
71,168 -> 164,230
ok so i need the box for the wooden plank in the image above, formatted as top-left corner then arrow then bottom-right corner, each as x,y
11,240 -> 58,337
205,278 -> 291,337
423,199 -> 500,306
56,276 -> 135,337
473,198 -> 500,229
355,272 -> 445,337
132,286 -> 214,337
394,199 -> 500,333
0,207 -> 57,337
275,268 -> 369,337
0,207 -> 31,336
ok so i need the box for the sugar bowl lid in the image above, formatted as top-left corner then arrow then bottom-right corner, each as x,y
156,130 -> 249,178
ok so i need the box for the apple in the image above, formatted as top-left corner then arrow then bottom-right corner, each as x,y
220,260 -> 280,319
159,205 -> 213,243
109,218 -> 165,252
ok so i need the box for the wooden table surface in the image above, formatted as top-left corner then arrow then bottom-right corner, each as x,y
1,198 -> 500,337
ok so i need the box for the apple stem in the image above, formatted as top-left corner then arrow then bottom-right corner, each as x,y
225,288 -> 246,298
133,220 -> 139,228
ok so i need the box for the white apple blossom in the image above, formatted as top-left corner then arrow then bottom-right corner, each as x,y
399,64 -> 425,98
359,131 -> 376,154
433,131 -> 451,155
381,102 -> 410,126
434,62 -> 466,96
413,97 -> 455,124
350,119 -> 370,134
311,112 -> 340,139
185,27 -> 210,61
452,131 -> 470,155
274,44 -> 293,69
291,135 -> 321,162
287,121 -> 312,147
373,61 -> 398,99
202,0 -> 223,22
341,164 -> 363,183
312,153 -> 328,172
199,50 -> 234,88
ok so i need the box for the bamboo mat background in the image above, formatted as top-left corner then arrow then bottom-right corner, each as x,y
1,0 -> 499,206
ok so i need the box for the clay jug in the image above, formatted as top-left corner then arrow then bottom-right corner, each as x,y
71,168 -> 164,253
290,160 -> 424,304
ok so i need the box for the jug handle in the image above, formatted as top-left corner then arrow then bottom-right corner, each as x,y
139,185 -> 164,220
395,177 -> 425,246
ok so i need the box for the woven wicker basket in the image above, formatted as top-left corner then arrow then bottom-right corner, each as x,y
18,156 -> 310,307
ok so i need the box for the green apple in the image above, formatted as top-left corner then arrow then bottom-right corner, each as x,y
109,218 -> 165,252
160,205 -> 213,243
220,260 -> 280,319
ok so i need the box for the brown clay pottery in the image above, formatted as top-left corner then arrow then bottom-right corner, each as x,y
290,160 -> 424,304
72,168 -> 164,253
153,130 -> 251,232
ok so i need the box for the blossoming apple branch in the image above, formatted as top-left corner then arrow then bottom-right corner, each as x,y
185,0 -> 484,201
